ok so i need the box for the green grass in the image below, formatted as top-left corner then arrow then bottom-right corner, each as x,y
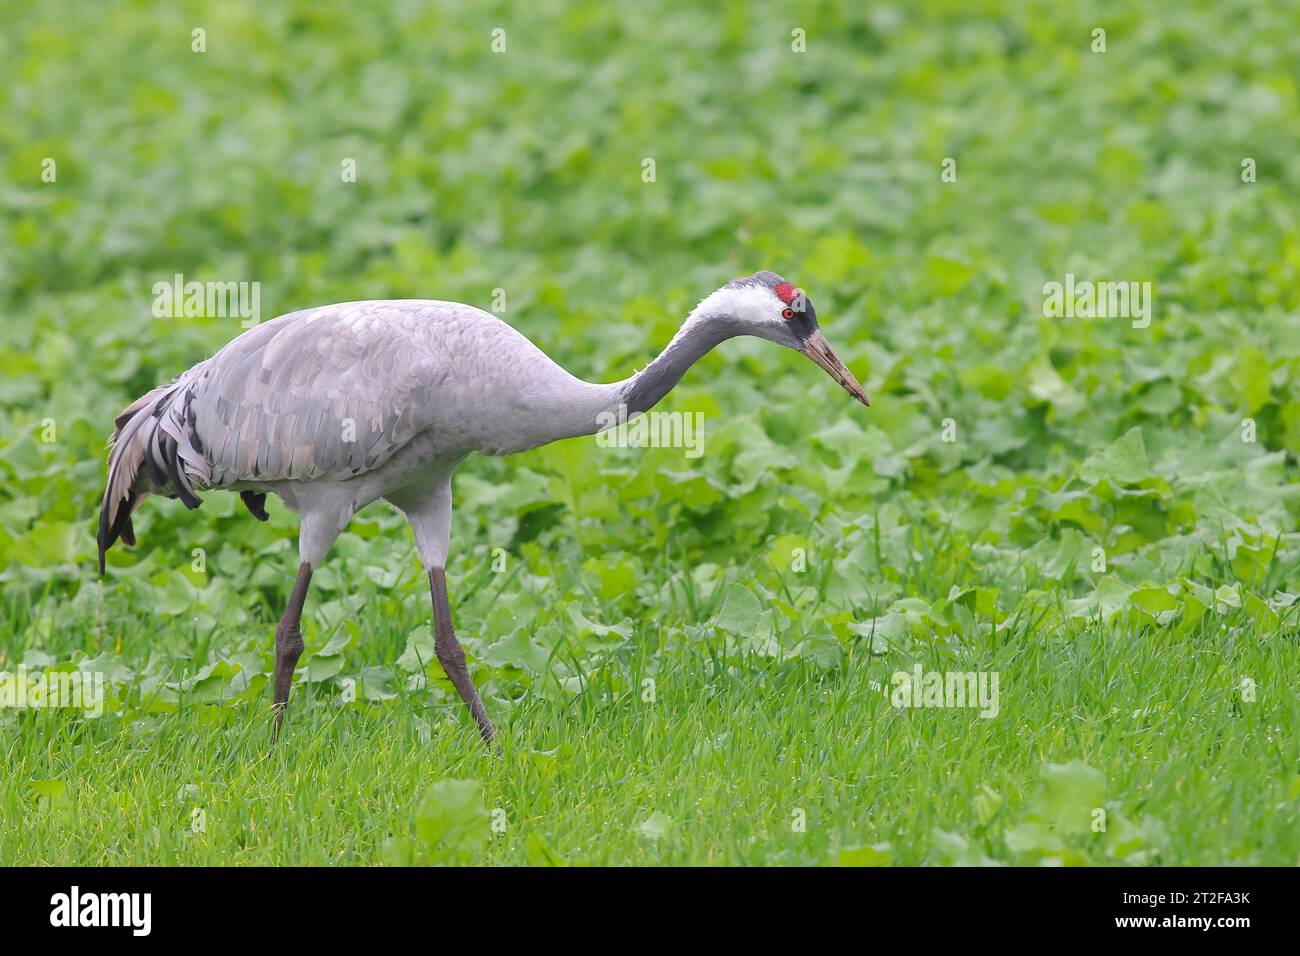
3,558 -> 1296,865
5,618 -> 1297,866
2,0 -> 1299,864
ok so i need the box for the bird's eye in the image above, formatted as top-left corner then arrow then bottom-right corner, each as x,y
782,308 -> 795,319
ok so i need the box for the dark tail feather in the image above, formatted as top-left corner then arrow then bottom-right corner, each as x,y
97,382 -> 203,575
144,438 -> 169,487
96,502 -> 111,576
97,490 -> 138,575
162,431 -> 202,510
241,491 -> 270,521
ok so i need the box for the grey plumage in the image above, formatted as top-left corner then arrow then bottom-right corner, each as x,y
98,298 -> 616,571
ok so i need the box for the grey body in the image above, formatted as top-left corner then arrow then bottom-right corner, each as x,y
102,299 -> 622,569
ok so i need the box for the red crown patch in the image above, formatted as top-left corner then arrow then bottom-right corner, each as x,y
774,282 -> 797,303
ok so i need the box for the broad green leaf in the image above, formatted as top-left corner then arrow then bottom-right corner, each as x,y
413,779 -> 490,862
713,583 -> 761,634
1029,760 -> 1106,835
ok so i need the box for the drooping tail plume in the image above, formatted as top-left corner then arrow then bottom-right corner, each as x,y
96,380 -> 206,574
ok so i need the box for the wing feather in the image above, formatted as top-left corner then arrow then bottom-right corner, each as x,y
183,301 -> 446,485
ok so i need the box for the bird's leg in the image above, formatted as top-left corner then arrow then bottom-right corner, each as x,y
429,567 -> 495,742
271,562 -> 313,744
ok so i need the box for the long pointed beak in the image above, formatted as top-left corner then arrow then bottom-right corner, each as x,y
802,329 -> 870,407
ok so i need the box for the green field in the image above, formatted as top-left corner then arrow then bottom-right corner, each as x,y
2,0 -> 1298,865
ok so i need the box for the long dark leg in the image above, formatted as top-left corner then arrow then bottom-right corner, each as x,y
429,568 -> 495,742
271,562 -> 313,743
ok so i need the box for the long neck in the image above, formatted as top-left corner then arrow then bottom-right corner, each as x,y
526,309 -> 737,448
617,312 -> 737,416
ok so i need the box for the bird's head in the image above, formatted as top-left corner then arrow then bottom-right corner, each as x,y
701,270 -> 869,407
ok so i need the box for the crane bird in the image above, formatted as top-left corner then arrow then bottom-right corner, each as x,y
96,270 -> 869,743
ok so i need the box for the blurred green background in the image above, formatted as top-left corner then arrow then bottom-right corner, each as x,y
0,1 -> 1297,865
